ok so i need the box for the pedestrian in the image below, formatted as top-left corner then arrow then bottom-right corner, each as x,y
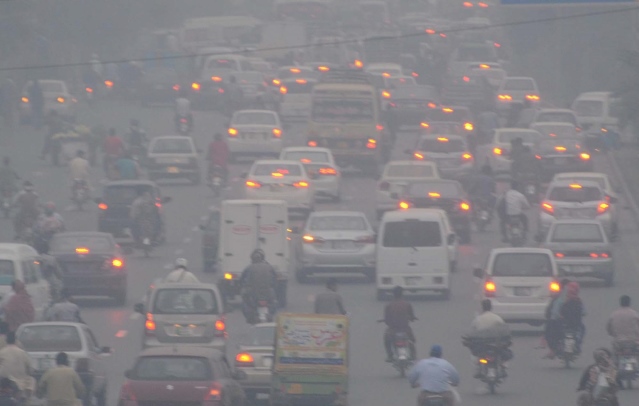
0,331 -> 35,401
314,278 -> 346,315
36,352 -> 85,406
3,281 -> 34,333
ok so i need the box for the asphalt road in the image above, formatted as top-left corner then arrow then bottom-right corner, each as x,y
1,99 -> 638,406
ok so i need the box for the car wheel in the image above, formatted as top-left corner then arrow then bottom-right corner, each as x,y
113,290 -> 127,306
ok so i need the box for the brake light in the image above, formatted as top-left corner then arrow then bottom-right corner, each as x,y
463,1 -> 473,7
463,76 -> 470,83
376,124 -> 384,131
550,281 -> 561,292
235,353 -> 255,367
191,82 -> 200,90
382,72 -> 391,78
218,88 -> 225,94
442,107 -> 454,113
272,128 -> 282,138
318,167 -> 338,175
112,258 -> 124,268
494,42 -> 501,48
464,122 -> 474,131
318,66 -> 330,72
105,80 -> 114,88
354,59 -> 364,69
366,138 -> 377,149
356,235 -> 376,244
21,96 -> 29,103
526,94 -> 540,101
580,152 -> 591,160
479,64 -> 490,69
246,180 -> 262,188
428,102 -> 437,109
172,84 -> 180,91
493,147 -> 503,155
425,28 -> 436,34
379,181 -> 390,191
98,203 -> 108,210
412,72 -> 419,78
211,76 -> 222,82
498,94 -> 512,101
414,152 -> 424,160
280,86 -> 287,94
75,247 -> 90,254
569,183 -> 582,189
308,140 -> 318,147
479,358 -> 489,364
228,128 -> 238,137
555,252 -> 564,258
145,313 -> 155,332
293,181 -> 309,188
439,33 -> 447,38
478,2 -> 488,7
420,122 -> 430,128
272,79 -> 281,86
484,280 -> 496,297
120,381 -> 137,401
57,96 -> 65,104
459,201 -> 471,211
204,385 -> 222,401
382,91 -> 391,99
290,68 -> 301,73
215,319 -> 225,332
224,273 -> 233,280
597,202 -> 610,214
85,87 -> 93,94
541,202 -> 554,214
555,146 -> 567,152
399,201 -> 411,210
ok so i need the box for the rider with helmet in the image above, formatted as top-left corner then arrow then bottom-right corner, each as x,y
240,249 -> 278,323
577,348 -> 619,406
164,258 -> 200,283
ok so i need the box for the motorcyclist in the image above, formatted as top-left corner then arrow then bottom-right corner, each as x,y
383,286 -> 417,362
408,345 -> 460,406
577,348 -> 619,406
40,254 -> 63,303
509,137 -> 526,163
69,150 -> 91,190
497,181 -> 530,243
239,249 -> 278,323
113,152 -> 139,180
130,190 -> 157,246
174,90 -> 193,132
224,75 -> 244,114
33,202 -> 65,254
511,145 -> 540,184
607,295 -> 639,355
12,181 -> 39,241
476,106 -> 500,143
467,164 -> 496,210
126,119 -> 147,150
47,289 -> 83,323
207,133 -> 229,185
164,258 -> 200,283
0,158 -> 19,204
465,299 -> 512,378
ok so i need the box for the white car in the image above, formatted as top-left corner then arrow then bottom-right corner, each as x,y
278,78 -> 316,121
551,172 -> 618,201
19,80 -> 77,122
496,76 -> 540,112
376,160 -> 440,218
480,128 -> 541,175
365,63 -> 403,78
244,160 -> 315,216
279,147 -> 341,201
228,110 -> 283,160
474,248 -> 560,326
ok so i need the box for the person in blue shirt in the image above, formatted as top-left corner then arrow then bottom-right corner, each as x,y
113,152 -> 139,180
408,345 -> 460,406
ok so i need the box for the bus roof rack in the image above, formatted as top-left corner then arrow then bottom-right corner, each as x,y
318,69 -> 372,85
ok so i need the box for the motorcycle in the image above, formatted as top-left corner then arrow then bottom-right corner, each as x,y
71,179 -> 89,211
506,215 -> 525,247
473,196 -> 494,232
209,165 -> 225,197
558,330 -> 579,368
135,216 -> 155,258
418,393 -> 445,406
257,299 -> 272,323
244,296 -> 275,325
476,351 -> 505,394
615,340 -> 639,389
391,331 -> 414,377
176,115 -> 192,136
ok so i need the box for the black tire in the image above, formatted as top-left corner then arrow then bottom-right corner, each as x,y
399,365 -> 406,378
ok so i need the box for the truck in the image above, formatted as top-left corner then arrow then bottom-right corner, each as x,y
216,200 -> 290,307
270,313 -> 349,406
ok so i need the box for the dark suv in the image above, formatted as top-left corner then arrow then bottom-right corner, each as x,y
95,180 -> 171,245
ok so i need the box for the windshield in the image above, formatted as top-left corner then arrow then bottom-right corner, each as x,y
539,140 -> 580,152
309,216 -> 367,231
550,224 -> 604,243
134,356 -> 211,381
424,122 -> 464,135
0,260 -> 14,286
151,138 -> 193,154
426,109 -> 470,123
548,186 -> 603,202
104,185 -> 153,204
407,182 -> 461,198
492,253 -> 553,277
503,78 -> 535,91
253,164 -> 303,177
312,98 -> 374,122
240,325 -> 276,347
152,288 -> 219,315
18,325 -> 82,352
387,77 -> 416,87
456,46 -> 497,62
418,138 -> 465,153
497,131 -> 539,144
282,151 -> 329,163
382,221 -> 442,247
233,112 -> 277,125
536,113 -> 576,125
39,82 -> 65,93
50,235 -> 114,252
574,100 -> 604,117
206,58 -> 240,71
392,87 -> 436,100
386,164 -> 436,178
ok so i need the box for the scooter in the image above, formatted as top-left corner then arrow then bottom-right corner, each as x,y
473,196 -> 494,232
391,331 -> 414,377
257,300 -> 272,323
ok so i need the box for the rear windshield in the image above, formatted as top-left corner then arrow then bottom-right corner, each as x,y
536,113 -> 576,125
392,87 -> 436,101
253,164 -> 303,177
233,112 -> 277,125
492,253 -> 553,277
548,186 -> 602,202
550,224 -> 604,243
418,138 -> 465,153
0,260 -> 14,286
503,78 -> 535,91
283,82 -> 314,94
39,82 -> 64,93
497,131 -> 539,144
151,138 -> 193,154
424,122 -> 463,135
382,221 -> 442,247
104,185 -> 153,204
309,216 -> 367,231
134,356 -> 211,381
50,235 -> 113,252
574,100 -> 604,117
407,182 -> 461,198
282,151 -> 329,163
236,72 -> 263,83
18,325 -> 82,352
153,288 -> 219,315
206,58 -> 239,71
240,325 -> 276,347
387,77 -> 416,87
386,164 -> 436,178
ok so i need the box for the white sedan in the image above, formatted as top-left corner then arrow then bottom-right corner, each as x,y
279,147 -> 341,201
228,110 -> 283,161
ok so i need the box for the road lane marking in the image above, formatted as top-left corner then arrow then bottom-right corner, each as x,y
116,330 -> 128,338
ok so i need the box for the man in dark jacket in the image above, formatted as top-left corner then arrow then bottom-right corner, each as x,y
383,286 -> 416,361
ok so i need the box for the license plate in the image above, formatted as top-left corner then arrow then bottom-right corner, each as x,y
38,358 -> 55,371
245,133 -> 259,140
288,383 -> 303,394
514,287 -> 532,296
405,276 -> 421,286
332,240 -> 355,250
554,157 -> 567,165
270,184 -> 283,192
337,142 -> 349,149
398,348 -> 408,360
564,338 -> 575,352
175,326 -> 193,336
566,265 -> 592,273
625,363 -> 635,371
258,306 -> 268,316
167,166 -> 180,173
256,393 -> 270,400
438,159 -> 457,168
263,357 -> 273,368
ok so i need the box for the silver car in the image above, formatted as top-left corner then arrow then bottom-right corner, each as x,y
410,134 -> 474,180
295,211 -> 376,282
234,323 -> 275,402
541,220 -> 614,286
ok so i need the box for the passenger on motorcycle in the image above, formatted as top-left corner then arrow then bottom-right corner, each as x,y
561,282 -> 586,354
408,345 -> 459,406
12,182 -> 39,241
497,181 -> 530,243
383,286 -> 417,362
511,145 -> 540,184
34,202 -> 65,254
69,150 -> 91,189
607,295 -> 639,353
164,258 -> 200,283
47,289 -> 83,323
0,157 -> 19,201
239,249 -> 278,323
578,348 -> 619,406
207,133 -> 229,185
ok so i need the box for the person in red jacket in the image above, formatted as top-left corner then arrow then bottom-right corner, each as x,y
207,133 -> 229,184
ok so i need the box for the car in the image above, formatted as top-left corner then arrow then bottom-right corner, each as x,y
530,122 -> 582,141
536,138 -> 592,181
496,76 -> 540,112
551,172 -> 618,201
447,41 -> 500,78
137,68 -> 187,107
119,347 -> 246,406
304,62 -> 339,73
396,179 -> 472,243
409,135 -> 474,181
235,71 -> 269,107
146,136 -> 201,184
48,232 -> 127,304
200,206 -> 220,273
278,78 -> 317,121
19,80 -> 77,123
365,63 -> 403,78
420,106 -> 475,136
295,211 -> 376,281
419,121 -> 465,137
380,76 -> 418,108
539,180 -> 618,240
134,282 -> 227,351
386,85 -> 439,129
480,128 -> 541,175
234,323 -> 276,401
228,110 -> 284,161
376,160 -> 440,218
95,180 -> 171,245
540,220 -> 614,286
244,160 -> 315,216
279,147 -> 341,201
531,109 -> 580,128
473,248 -> 560,326
17,322 -> 111,406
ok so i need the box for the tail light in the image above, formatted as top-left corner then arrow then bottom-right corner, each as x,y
318,167 -> 338,175
228,128 -> 238,137
246,180 -> 262,188
462,153 -> 473,161
493,147 -> 503,156
459,201 -> 471,211
590,252 -> 611,259
98,203 -> 108,210
119,381 -> 137,401
191,82 -> 201,91
145,313 -> 155,335
85,87 -> 93,94
280,86 -> 287,94
550,281 -> 561,293
412,72 -> 419,78
302,235 -> 324,243
484,280 -> 496,297
272,79 -> 281,86
376,124 -> 384,131
382,91 -> 391,99
414,152 -> 424,160
398,201 -> 411,210
111,258 -> 124,269
494,42 -> 501,48
425,28 -> 436,34
541,202 -> 554,215
478,2 -> 488,7
464,122 -> 474,131
172,84 -> 180,91
555,252 -> 564,258
428,102 -> 437,109
580,153 -> 591,160
354,59 -> 363,69
272,128 -> 282,138
224,273 -> 234,280
526,94 -> 540,101
180,118 -> 188,124
293,181 -> 309,188
212,76 -> 222,82
57,97 -> 65,103
479,358 -> 489,364
214,318 -> 226,337
218,88 -> 225,94
597,202 -> 610,214
235,353 -> 255,367
105,80 -> 114,88
420,122 -> 430,129
462,76 -> 470,83
308,140 -> 318,147
378,181 -> 390,191
21,96 -> 29,103
498,94 -> 512,101
366,139 -> 377,149
356,235 -> 376,244
204,384 -> 222,401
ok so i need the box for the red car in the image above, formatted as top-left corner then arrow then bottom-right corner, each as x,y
119,347 -> 246,406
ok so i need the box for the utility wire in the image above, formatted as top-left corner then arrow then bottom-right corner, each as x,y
1,4 -> 637,72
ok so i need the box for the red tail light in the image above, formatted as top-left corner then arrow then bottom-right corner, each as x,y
378,181 -> 390,191
111,258 -> 124,268
484,280 -> 496,297
597,202 -> 610,214
376,124 -> 384,131
293,181 -> 309,188
413,152 -> 424,160
214,318 -> 226,337
541,202 -> 554,215
228,128 -> 238,137
366,139 -> 377,149
590,252 -> 611,259
85,87 -> 93,93
459,201 -> 471,211
204,384 -> 222,401
172,84 -> 180,91
105,80 -> 114,88
580,153 -> 591,161
302,234 -> 324,244
180,118 -> 187,124
398,201 -> 411,210
98,202 -> 108,210
550,281 -> 561,293
318,167 -> 338,175
119,381 -> 137,401
462,153 -> 473,161
246,180 -> 262,188
555,252 -> 564,258
145,313 -> 155,335
272,128 -> 282,138
308,140 -> 317,147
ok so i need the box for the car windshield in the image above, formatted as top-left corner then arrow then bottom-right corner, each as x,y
240,325 -> 276,347
233,112 -> 277,125
456,46 -> 497,62
253,164 -> 303,177
407,182 -> 461,198
426,108 -> 470,123
18,325 -> 82,352
282,151 -> 329,163
387,77 -> 416,87
151,138 -> 193,154
134,356 -> 211,381
39,82 -> 64,93
548,186 -> 602,202
50,235 -> 114,252
312,98 -> 374,122
382,221 -> 442,247
418,138 -> 465,153
574,100 -> 604,117
492,253 -> 553,277
104,185 -> 154,205
367,67 -> 401,76
536,113 -> 576,125
497,131 -> 539,144
424,122 -> 464,135
550,224 -> 604,243
392,87 -> 437,101
153,289 -> 219,315
386,164 -> 436,178
0,260 -> 15,286
503,78 -> 535,91
309,216 -> 367,231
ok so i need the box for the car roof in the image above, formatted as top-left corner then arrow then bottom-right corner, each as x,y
0,244 -> 39,258
418,134 -> 465,141
19,322 -> 84,329
531,122 -> 575,128
138,346 -> 224,359
553,172 -> 608,181
382,208 -> 447,221
308,210 -> 367,218
575,92 -> 611,101
252,159 -> 303,166
537,108 -> 575,114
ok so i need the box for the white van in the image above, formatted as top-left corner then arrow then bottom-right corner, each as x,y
0,244 -> 50,318
376,209 -> 456,300
571,92 -> 620,132
217,200 -> 290,306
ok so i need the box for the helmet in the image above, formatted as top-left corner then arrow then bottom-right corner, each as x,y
43,201 -> 56,214
250,249 -> 265,263
175,258 -> 188,269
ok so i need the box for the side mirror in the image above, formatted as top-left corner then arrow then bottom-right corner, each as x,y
447,233 -> 456,245
162,196 -> 172,204
473,267 -> 484,279
390,192 -> 399,200
134,303 -> 144,314
100,346 -> 112,355
124,369 -> 134,379
233,370 -> 248,380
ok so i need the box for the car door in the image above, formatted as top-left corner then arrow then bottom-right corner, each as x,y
82,326 -> 107,393
214,358 -> 244,406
